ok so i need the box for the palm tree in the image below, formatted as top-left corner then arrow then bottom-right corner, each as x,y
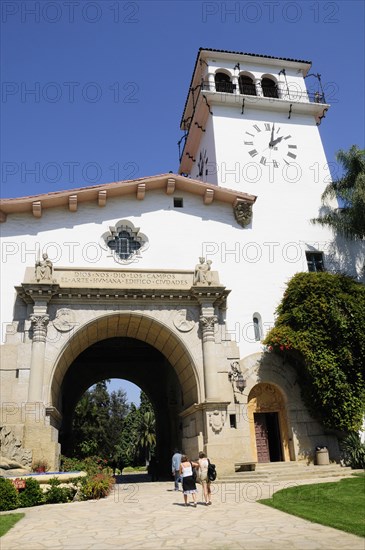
138,411 -> 156,465
312,145 -> 365,240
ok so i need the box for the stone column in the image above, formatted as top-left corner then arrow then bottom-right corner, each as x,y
232,75 -> 239,95
199,309 -> 219,401
28,313 -> 49,402
207,71 -> 215,92
255,78 -> 262,97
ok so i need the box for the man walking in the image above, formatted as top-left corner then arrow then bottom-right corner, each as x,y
171,449 -> 182,491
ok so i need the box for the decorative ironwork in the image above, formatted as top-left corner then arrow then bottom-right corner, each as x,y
305,72 -> 326,104
194,122 -> 205,132
316,108 -> 328,126
106,225 -> 143,261
202,94 -> 213,115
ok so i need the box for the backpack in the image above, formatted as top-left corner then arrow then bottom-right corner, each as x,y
207,459 -> 217,481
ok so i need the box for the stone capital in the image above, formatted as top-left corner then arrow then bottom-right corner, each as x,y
30,314 -> 49,342
199,315 -> 218,341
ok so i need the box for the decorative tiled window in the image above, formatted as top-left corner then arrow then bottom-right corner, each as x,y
102,220 -> 148,263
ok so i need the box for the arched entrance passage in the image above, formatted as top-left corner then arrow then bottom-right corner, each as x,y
50,313 -> 201,474
247,383 -> 291,463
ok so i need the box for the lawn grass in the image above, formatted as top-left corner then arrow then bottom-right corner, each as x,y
0,513 -> 25,537
259,475 -> 365,538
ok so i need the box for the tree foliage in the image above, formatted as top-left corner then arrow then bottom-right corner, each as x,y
71,381 -> 129,459
70,384 -> 156,468
117,392 -> 156,466
312,145 -> 365,240
264,272 -> 365,432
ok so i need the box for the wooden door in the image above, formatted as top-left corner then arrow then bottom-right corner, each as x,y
254,413 -> 270,462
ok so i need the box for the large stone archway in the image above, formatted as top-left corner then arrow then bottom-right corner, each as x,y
2,264 -> 240,471
50,312 -> 201,474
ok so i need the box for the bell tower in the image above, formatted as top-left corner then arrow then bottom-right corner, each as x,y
178,48 -> 330,200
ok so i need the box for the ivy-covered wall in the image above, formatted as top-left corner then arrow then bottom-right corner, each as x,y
264,272 -> 365,433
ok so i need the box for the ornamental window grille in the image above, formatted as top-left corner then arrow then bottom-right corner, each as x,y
107,226 -> 143,260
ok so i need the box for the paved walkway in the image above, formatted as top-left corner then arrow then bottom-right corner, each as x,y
1,475 -> 364,549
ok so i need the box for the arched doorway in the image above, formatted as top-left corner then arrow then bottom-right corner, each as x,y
247,383 -> 291,462
49,313 -> 201,473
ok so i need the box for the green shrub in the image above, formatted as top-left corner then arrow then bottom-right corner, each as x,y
18,478 -> 44,508
0,478 -> 20,511
44,477 -> 76,504
340,432 -> 365,469
264,272 -> 365,432
60,455 -> 108,476
79,473 -> 115,500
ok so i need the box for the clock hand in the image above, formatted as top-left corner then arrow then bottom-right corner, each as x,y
269,124 -> 275,147
271,135 -> 284,147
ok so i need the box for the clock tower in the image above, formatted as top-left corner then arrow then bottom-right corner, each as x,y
179,47 -> 330,204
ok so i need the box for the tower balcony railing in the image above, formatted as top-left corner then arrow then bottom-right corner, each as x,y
201,81 -> 326,104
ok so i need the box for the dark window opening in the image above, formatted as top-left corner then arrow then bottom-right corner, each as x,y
107,228 -> 142,260
174,197 -> 183,208
230,414 -> 237,429
239,75 -> 256,96
253,316 -> 261,341
215,72 -> 235,94
261,77 -> 279,98
306,251 -> 324,272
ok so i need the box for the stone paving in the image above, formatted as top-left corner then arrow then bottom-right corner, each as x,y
1,475 -> 364,550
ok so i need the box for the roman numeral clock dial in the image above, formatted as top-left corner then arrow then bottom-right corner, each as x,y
243,122 -> 297,170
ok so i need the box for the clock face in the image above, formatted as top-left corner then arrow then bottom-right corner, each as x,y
243,122 -> 298,168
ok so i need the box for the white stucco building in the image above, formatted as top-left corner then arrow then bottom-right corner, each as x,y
0,48 -> 362,474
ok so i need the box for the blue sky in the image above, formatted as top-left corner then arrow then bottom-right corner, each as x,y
1,0 -> 364,403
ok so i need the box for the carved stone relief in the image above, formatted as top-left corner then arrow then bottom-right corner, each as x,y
53,308 -> 76,332
209,410 -> 225,434
173,309 -> 195,332
0,426 -> 32,468
234,201 -> 253,228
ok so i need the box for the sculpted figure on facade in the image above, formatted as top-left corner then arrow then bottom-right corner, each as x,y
193,257 -> 212,285
35,253 -> 53,282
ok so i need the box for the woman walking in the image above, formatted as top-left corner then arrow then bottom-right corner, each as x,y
179,454 -> 199,507
198,451 -> 212,505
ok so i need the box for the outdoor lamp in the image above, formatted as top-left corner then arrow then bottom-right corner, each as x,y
228,361 -> 246,392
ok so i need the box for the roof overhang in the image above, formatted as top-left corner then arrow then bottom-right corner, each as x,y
0,173 -> 257,223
